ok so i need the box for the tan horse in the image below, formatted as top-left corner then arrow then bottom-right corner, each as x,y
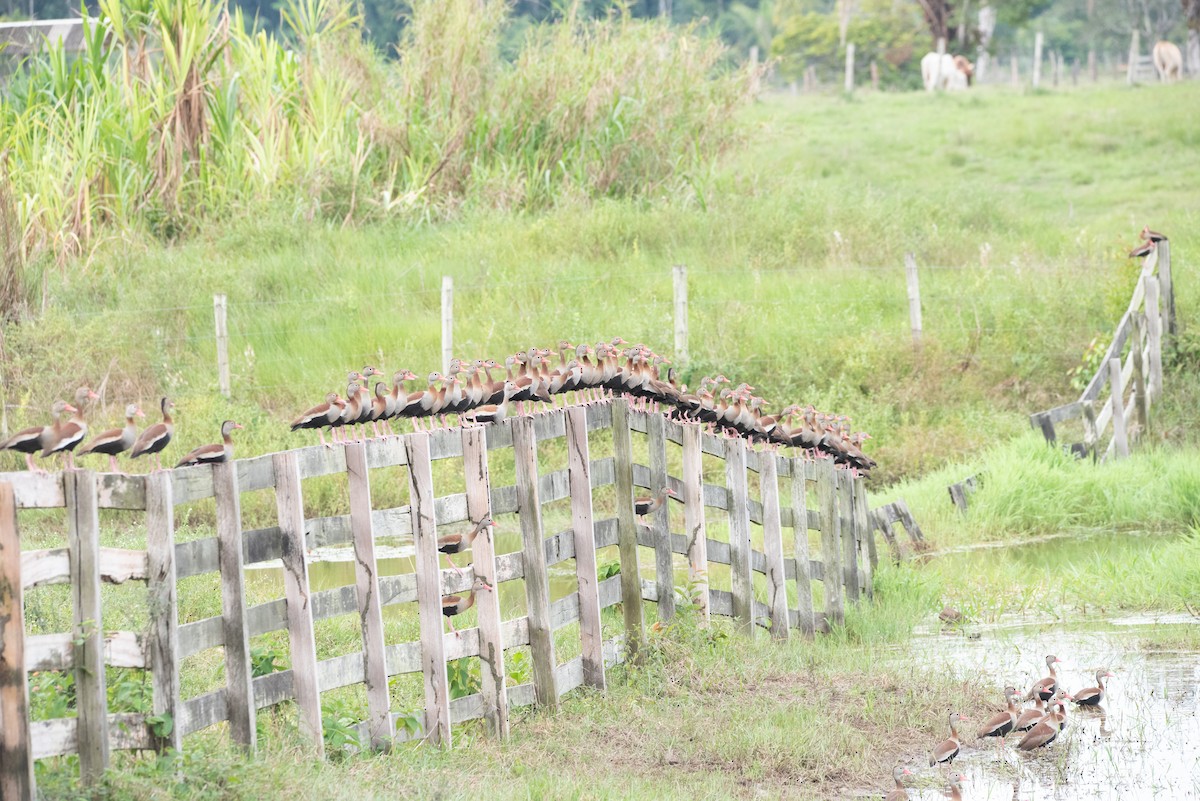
1153,41 -> 1183,82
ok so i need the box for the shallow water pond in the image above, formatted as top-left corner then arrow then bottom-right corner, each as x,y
895,614 -> 1200,800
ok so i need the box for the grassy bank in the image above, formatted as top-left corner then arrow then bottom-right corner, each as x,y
5,81 -> 1200,482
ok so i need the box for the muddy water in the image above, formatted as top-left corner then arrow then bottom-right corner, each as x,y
899,616 -> 1200,800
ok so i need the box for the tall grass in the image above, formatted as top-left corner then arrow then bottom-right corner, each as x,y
0,0 -> 753,275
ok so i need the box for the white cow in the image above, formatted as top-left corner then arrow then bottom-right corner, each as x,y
1153,40 -> 1182,82
921,52 -> 974,91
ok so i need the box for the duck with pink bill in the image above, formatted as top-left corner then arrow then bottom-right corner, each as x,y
78,403 -> 145,473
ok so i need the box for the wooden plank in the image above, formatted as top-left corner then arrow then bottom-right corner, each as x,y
213,462 -> 256,752
348,442 -> 393,749
566,407 -> 605,691
853,476 -> 873,599
95,473 -> 146,510
1130,315 -> 1149,440
759,454 -> 789,640
725,438 -> 754,635
1146,276 -> 1163,401
681,423 -> 708,621
144,472 -> 181,753
180,689 -> 226,737
272,452 -> 323,756
1081,399 -> 1099,462
0,472 -> 63,509
1081,312 -> 1133,403
611,400 -> 644,657
0,482 -> 35,801
905,253 -> 922,346
24,630 -> 144,671
840,472 -> 860,603
65,470 -> 109,782
646,412 -> 674,622
461,425 -> 509,738
1107,357 -> 1129,459
1158,239 -> 1175,336
818,460 -> 844,627
19,548 -> 69,589
512,417 -> 557,708
789,458 -> 815,637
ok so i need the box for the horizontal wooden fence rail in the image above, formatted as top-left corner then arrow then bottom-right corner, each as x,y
1030,236 -> 1173,461
0,399 -> 875,801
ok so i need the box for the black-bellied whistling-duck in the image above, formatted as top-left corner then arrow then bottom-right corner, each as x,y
977,687 -> 1020,744
463,381 -> 518,427
78,403 -> 145,473
354,366 -> 384,437
401,372 -> 444,432
635,486 -> 677,520
437,517 -> 496,574
945,771 -> 967,801
130,397 -> 175,472
442,576 -> 493,633
928,710 -> 968,766
1128,239 -> 1155,258
884,764 -> 914,801
291,392 -> 343,448
41,386 -> 99,470
383,370 -> 419,436
1024,654 -> 1063,702
369,381 -> 390,437
1140,226 -> 1166,243
1,399 -> 74,475
1073,668 -> 1115,706
1013,696 -> 1046,732
1017,689 -> 1073,750
176,420 -> 242,468
938,605 -> 965,624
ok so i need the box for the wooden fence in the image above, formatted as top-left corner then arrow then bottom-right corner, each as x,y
1030,237 -> 1173,460
0,399 -> 874,799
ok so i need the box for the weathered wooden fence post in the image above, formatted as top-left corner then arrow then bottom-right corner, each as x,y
0,482 -> 35,801
646,413 -> 674,622
513,416 -> 557,708
904,253 -> 922,348
844,42 -> 856,93
681,423 -> 708,621
1081,399 -> 1099,461
213,461 -> 256,752
565,407 -> 605,691
66,470 -> 110,781
612,400 -> 645,657
272,452 -> 324,755
819,459 -> 844,627
1145,277 -> 1164,401
1011,54 -> 1019,86
145,471 -> 183,754
673,265 -> 688,367
405,434 -> 448,746
1127,30 -> 1139,85
839,469 -> 860,603
441,276 -> 454,375
1107,358 -> 1129,459
725,437 -> 754,635
213,294 -> 230,399
760,454 -> 789,640
1130,315 -> 1149,441
790,460 -> 815,637
1032,33 -> 1044,87
854,476 -> 875,597
1158,238 -> 1175,337
461,425 -> 510,735
347,442 -> 393,748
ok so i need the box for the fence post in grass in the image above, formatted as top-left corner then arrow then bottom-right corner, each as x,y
213,461 -> 256,752
0,482 -> 34,801
1130,315 -> 1149,442
346,443 -> 393,748
65,470 -> 110,781
904,253 -> 922,348
681,423 -> 708,621
818,459 -> 844,627
1127,30 -> 1139,84
405,434 -> 449,746
839,469 -> 860,603
1158,239 -> 1174,338
612,400 -> 645,658
1107,357 -> 1129,459
870,59 -> 879,90
1088,49 -> 1097,81
272,452 -> 323,755
213,293 -> 230,399
1032,32 -> 1044,88
1010,54 -> 1019,86
1081,399 -> 1099,462
673,264 -> 688,366
726,437 -> 754,635
462,426 -> 510,734
790,459 -> 815,637
844,42 -> 855,93
513,416 -> 557,708
646,412 -> 674,623
748,46 -> 762,97
565,408 -> 605,691
1145,277 -> 1164,401
441,276 -> 453,375
854,476 -> 874,597
145,471 -> 182,754
760,454 -> 789,640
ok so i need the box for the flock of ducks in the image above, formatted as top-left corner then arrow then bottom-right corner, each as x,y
289,340 -> 877,472
0,388 -> 240,474
887,655 -> 1116,799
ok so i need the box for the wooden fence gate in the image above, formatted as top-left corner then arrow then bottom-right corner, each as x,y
0,399 -> 873,799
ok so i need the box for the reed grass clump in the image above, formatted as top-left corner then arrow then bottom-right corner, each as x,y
0,0 -> 754,272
